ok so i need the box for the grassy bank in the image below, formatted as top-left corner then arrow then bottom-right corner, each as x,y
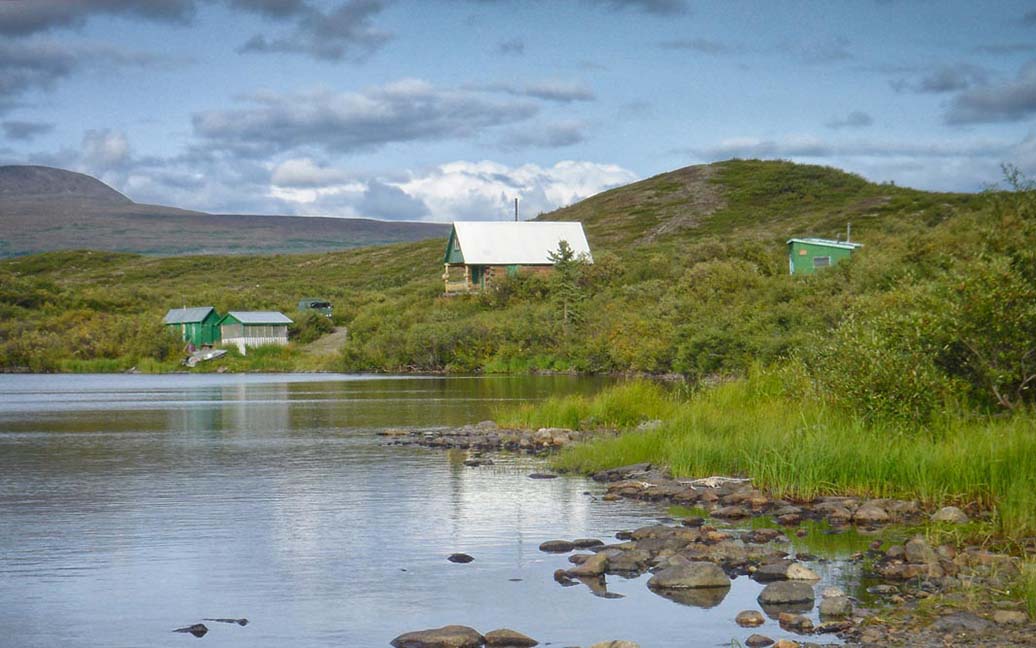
499,372 -> 1036,540
0,160 -> 992,375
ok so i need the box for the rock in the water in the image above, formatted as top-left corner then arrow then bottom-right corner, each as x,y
742,528 -> 782,544
928,611 -> 993,633
447,553 -> 474,563
758,581 -> 815,606
744,634 -> 774,647
173,623 -> 208,638
735,610 -> 765,627
992,610 -> 1027,626
753,560 -> 816,582
538,540 -> 575,553
203,618 -> 248,626
852,504 -> 890,524
484,628 -> 538,647
772,641 -> 800,648
819,595 -> 852,618
777,612 -> 813,632
651,585 -> 728,608
930,505 -> 969,524
588,642 -> 639,648
712,505 -> 750,519
785,563 -> 819,581
566,552 -> 608,577
553,569 -> 577,586
390,625 -> 485,648
572,538 -> 605,549
904,536 -> 937,565
647,561 -> 731,590
527,473 -> 558,480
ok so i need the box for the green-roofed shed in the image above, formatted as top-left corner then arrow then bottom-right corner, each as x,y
787,238 -> 863,275
163,306 -> 221,346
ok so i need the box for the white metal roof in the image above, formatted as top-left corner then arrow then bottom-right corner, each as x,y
451,221 -> 593,265
163,306 -> 216,324
786,237 -> 863,250
224,311 -> 294,325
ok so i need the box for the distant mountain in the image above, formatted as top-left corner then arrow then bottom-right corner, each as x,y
0,165 -> 449,257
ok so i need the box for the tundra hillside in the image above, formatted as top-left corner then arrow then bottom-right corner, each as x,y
0,159 -> 1028,385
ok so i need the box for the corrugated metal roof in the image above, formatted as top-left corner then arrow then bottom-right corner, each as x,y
224,311 -> 294,325
786,237 -> 863,250
163,306 -> 216,324
451,221 -> 593,265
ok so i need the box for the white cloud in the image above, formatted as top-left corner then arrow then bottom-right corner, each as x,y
397,159 -> 638,220
267,158 -> 638,220
270,157 -> 356,187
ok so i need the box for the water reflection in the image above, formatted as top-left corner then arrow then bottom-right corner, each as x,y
0,374 -> 843,648
651,585 -> 730,609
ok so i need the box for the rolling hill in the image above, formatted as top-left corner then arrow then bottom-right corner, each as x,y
0,165 -> 449,257
0,159 -> 1001,376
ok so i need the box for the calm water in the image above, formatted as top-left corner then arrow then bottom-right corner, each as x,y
0,374 -> 851,647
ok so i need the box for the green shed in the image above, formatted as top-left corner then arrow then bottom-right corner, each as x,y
163,306 -> 221,346
787,238 -> 862,275
218,311 -> 293,354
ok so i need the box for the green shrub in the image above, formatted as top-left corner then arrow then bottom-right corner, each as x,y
289,311 -> 335,344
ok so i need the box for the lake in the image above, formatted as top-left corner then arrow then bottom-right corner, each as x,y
0,374 -> 850,647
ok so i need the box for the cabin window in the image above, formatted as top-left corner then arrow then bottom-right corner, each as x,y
813,256 -> 831,268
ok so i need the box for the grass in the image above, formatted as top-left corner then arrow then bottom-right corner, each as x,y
1021,559 -> 1036,619
503,369 -> 1036,540
496,380 -> 677,430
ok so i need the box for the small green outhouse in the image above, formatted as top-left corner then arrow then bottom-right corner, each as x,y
163,306 -> 221,346
787,238 -> 862,275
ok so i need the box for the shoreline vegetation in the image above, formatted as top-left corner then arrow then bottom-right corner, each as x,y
495,375 -> 1036,623
497,376 -> 1036,541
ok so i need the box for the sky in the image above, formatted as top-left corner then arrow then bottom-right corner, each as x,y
1,0 -> 1035,222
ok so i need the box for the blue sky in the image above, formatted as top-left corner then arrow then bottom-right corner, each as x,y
1,0 -> 1035,221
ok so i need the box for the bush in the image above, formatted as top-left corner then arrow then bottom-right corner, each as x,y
289,311 -> 335,344
810,302 -> 962,424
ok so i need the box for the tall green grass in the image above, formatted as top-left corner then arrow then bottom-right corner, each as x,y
1021,559 -> 1036,619
496,380 -> 676,430
508,369 -> 1036,539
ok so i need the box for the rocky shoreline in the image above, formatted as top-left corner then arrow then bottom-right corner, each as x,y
383,423 -> 1035,648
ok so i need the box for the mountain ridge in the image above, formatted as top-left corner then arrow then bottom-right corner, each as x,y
0,165 -> 449,257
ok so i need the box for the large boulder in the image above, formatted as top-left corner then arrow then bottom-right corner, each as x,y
647,561 -> 731,590
390,625 -> 485,648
